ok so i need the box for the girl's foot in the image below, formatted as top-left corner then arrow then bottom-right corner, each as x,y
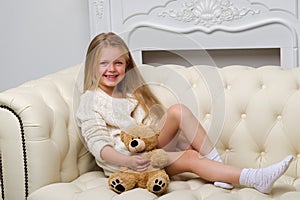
239,155 -> 293,193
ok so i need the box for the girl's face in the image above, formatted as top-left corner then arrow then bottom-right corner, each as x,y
98,46 -> 127,96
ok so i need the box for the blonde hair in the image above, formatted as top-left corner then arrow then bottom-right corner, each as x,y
84,32 -> 165,122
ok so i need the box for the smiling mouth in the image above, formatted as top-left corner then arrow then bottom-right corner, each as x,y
104,74 -> 119,79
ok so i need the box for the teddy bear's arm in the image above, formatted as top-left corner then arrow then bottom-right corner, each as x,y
146,149 -> 169,168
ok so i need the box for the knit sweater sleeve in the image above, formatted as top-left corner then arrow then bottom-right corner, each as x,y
76,91 -> 114,161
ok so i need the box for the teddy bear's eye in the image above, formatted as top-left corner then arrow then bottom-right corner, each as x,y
138,137 -> 141,139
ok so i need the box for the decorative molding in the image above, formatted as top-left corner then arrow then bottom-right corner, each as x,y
158,0 -> 260,27
93,0 -> 104,20
89,0 -> 300,67
251,1 -> 299,19
126,18 -> 298,67
123,0 -> 176,23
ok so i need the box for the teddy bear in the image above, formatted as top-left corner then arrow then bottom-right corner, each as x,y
108,124 -> 170,195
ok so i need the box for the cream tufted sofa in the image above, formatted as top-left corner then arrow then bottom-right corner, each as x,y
1,64 -> 300,200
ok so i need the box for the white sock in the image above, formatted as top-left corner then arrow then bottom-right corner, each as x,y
204,148 -> 234,189
205,148 -> 222,162
239,155 -> 293,193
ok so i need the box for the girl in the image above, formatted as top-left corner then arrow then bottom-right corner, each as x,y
76,32 -> 293,194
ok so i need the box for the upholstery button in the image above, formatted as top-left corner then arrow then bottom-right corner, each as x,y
160,83 -> 164,86
260,151 -> 265,156
226,84 -> 232,90
241,113 -> 246,119
297,154 -> 300,159
205,113 -> 211,118
261,84 -> 266,89
192,84 -> 197,88
277,115 -> 282,120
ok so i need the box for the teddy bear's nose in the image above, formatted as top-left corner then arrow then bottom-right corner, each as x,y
130,139 -> 138,148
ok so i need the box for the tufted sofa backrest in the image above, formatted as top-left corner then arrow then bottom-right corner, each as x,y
140,64 -> 300,180
1,64 -> 300,199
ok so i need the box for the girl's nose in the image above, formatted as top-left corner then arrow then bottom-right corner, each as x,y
107,63 -> 116,71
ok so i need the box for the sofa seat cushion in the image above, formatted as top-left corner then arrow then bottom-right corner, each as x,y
28,171 -> 112,200
27,171 -> 300,200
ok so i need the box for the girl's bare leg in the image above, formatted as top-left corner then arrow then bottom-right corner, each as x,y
157,104 -> 234,189
157,104 -> 213,155
165,150 -> 241,184
156,105 -> 293,193
165,150 -> 293,194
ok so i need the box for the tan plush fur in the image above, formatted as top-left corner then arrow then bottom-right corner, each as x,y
108,124 -> 170,195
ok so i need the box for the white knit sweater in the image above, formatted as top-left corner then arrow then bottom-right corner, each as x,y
76,88 -> 147,176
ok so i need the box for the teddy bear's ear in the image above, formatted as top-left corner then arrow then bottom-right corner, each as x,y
120,131 -> 126,142
149,125 -> 160,136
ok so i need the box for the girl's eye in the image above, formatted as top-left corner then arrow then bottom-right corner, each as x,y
115,61 -> 123,65
100,62 -> 108,66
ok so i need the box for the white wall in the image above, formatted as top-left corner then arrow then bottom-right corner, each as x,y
0,0 -> 90,92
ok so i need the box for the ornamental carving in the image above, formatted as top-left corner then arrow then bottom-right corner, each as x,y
158,0 -> 260,27
93,0 -> 104,19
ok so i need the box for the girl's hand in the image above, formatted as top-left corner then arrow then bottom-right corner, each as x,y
126,155 -> 150,172
100,146 -> 150,172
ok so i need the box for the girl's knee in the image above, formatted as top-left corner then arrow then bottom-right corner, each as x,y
177,150 -> 199,172
168,104 -> 187,111
185,149 -> 199,159
183,149 -> 199,160
167,104 -> 189,118
166,150 -> 199,175
168,104 -> 181,113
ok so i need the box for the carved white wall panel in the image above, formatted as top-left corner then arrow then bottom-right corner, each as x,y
89,0 -> 300,68
157,0 -> 260,28
89,0 -> 110,33
250,0 -> 299,17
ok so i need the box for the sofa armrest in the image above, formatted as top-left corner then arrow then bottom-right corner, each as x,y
0,105 -> 28,200
0,64 -> 97,200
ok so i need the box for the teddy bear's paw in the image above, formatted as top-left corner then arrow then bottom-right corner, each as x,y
153,178 -> 166,192
110,179 -> 126,193
149,178 -> 168,194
